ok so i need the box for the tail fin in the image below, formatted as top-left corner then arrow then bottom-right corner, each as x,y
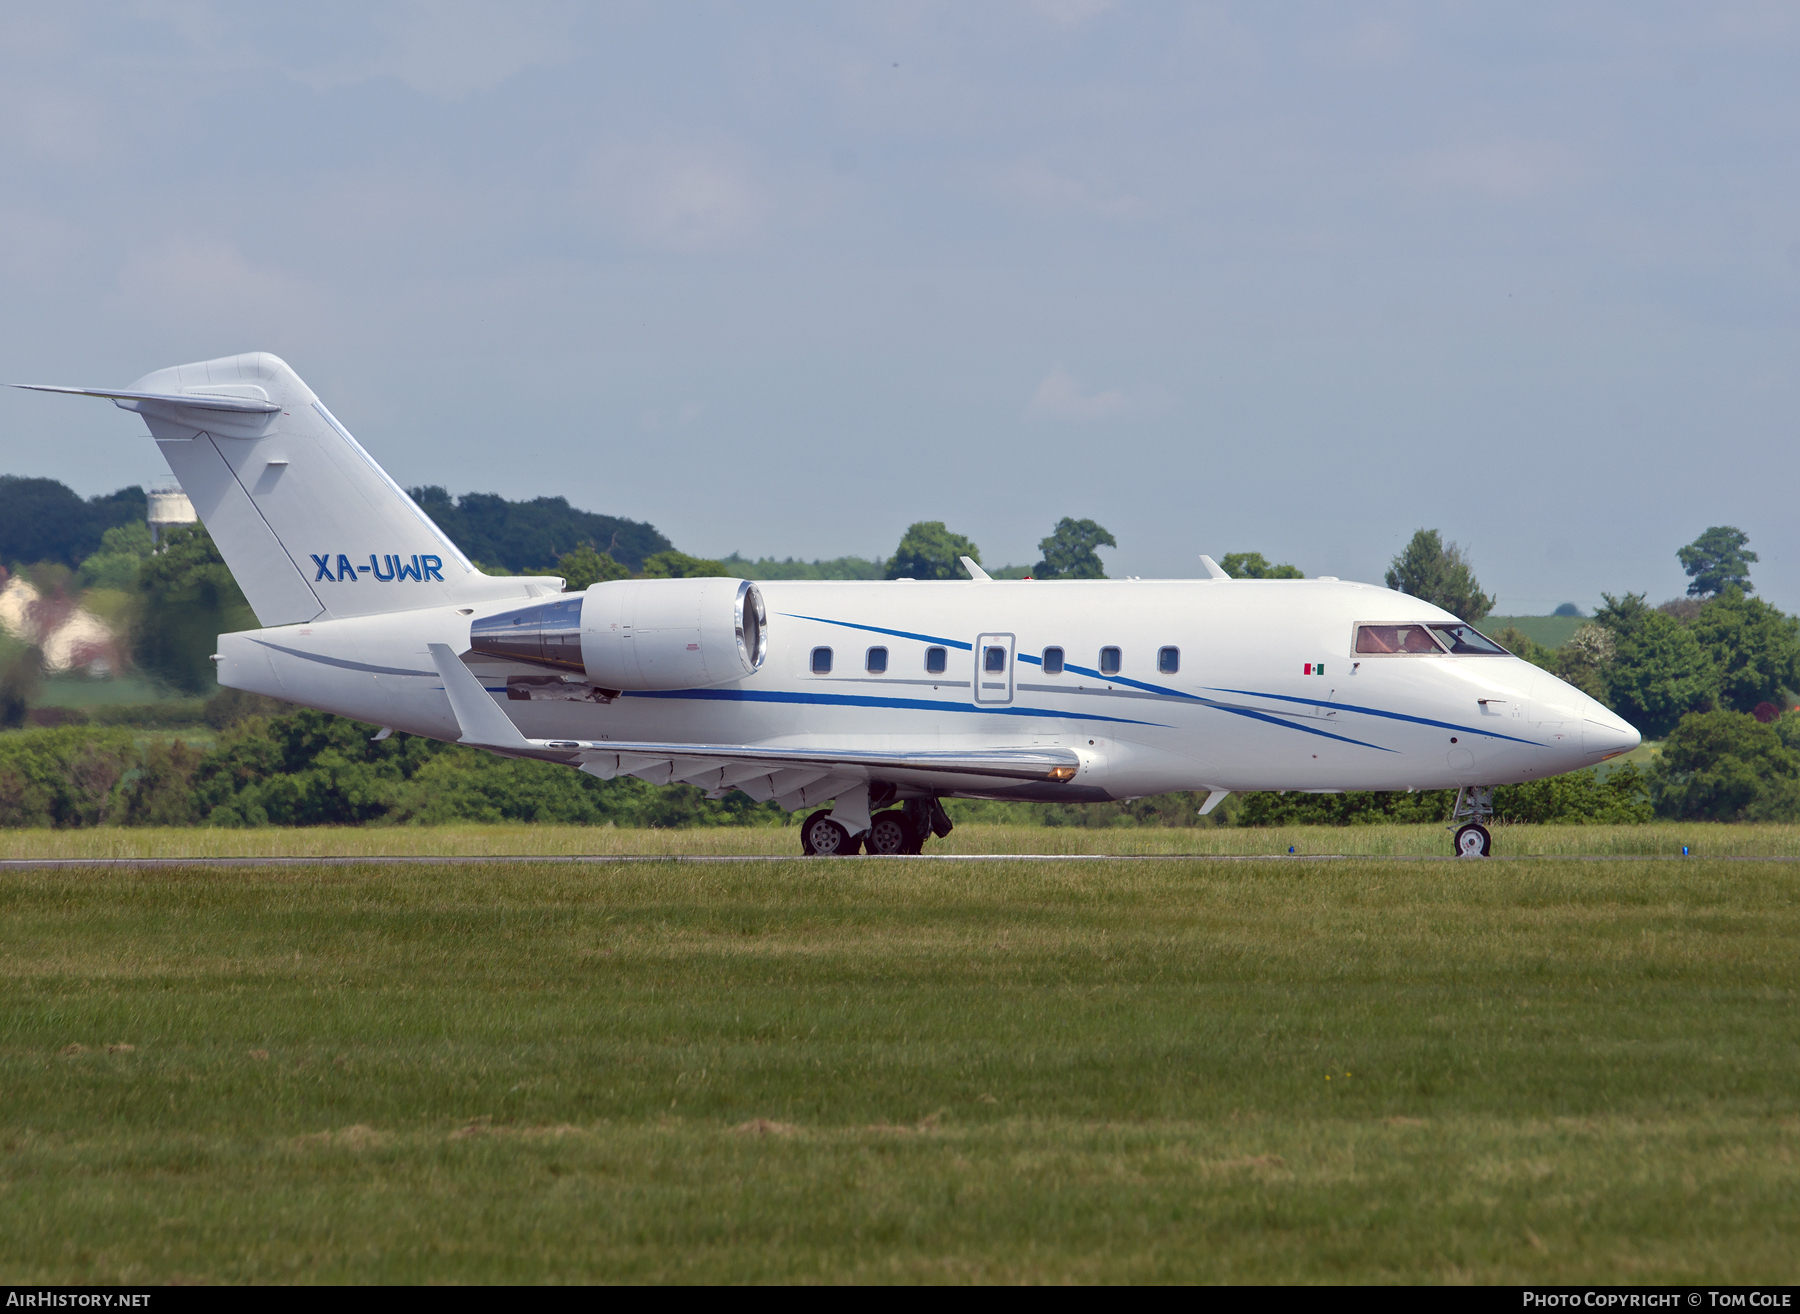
16,353 -> 545,626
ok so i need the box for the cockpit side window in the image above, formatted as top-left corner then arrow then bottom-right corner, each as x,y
1354,624 -> 1445,655
1429,624 -> 1509,655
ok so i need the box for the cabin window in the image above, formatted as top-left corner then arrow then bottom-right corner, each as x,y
985,645 -> 1007,673
1429,624 -> 1509,655
811,646 -> 833,674
1099,646 -> 1122,676
1354,624 -> 1443,655
924,646 -> 947,675
865,646 -> 888,673
1042,646 -> 1065,675
1158,646 -> 1180,675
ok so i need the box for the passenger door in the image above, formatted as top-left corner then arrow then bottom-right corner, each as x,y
974,632 -> 1015,705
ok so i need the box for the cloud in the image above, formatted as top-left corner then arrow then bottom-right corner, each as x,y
295,0 -> 575,99
0,204 -> 84,285
108,238 -> 325,342
0,84 -> 110,160
1018,0 -> 1126,29
1401,139 -> 1580,199
1025,367 -> 1130,422
997,160 -> 1147,218
641,400 -> 707,432
1339,18 -> 1412,65
586,140 -> 771,253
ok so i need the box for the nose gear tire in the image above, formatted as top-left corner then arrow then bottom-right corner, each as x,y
1454,823 -> 1492,858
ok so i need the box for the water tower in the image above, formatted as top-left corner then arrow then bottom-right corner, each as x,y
147,482 -> 197,545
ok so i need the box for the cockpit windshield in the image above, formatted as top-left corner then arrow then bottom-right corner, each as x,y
1355,624 -> 1444,655
1428,623 -> 1509,655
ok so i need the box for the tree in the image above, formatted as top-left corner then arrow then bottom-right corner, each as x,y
1678,526 -> 1757,598
555,544 -> 630,591
886,522 -> 981,581
1592,591 -> 1654,640
1492,626 -> 1555,672
0,477 -> 145,570
1688,590 -> 1800,714
1220,551 -> 1303,580
641,550 -> 728,579
1650,709 -> 1800,821
1594,592 -> 1717,739
718,553 -> 887,581
407,486 -> 672,573
77,520 -> 155,591
133,524 -> 258,692
1553,602 -> 1584,617
1033,518 -> 1116,579
1232,763 -> 1648,826
0,629 -> 39,728
1552,623 -> 1615,703
1384,529 -> 1495,621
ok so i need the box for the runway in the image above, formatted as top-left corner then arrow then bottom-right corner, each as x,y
0,852 -> 1788,870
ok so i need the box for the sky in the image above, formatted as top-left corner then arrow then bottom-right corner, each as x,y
1,2 -> 1796,612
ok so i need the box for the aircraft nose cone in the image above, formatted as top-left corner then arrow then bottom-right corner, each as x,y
1585,715 -> 1640,760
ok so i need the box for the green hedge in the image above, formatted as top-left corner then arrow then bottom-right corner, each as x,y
0,710 -> 789,829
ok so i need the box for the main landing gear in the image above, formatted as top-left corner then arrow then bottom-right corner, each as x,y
1450,786 -> 1495,858
800,797 -> 954,856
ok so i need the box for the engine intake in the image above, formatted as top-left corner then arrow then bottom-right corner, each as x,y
468,577 -> 766,692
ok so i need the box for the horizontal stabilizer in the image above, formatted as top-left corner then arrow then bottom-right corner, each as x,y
11,384 -> 281,413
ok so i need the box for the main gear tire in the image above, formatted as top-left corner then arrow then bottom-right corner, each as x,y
864,811 -> 918,856
1454,822 -> 1492,858
801,810 -> 858,856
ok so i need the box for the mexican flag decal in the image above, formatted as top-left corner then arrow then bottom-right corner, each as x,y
1303,663 -> 1325,675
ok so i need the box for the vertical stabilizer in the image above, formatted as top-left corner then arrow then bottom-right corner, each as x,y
25,353 -> 542,626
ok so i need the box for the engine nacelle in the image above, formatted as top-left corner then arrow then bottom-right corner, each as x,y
468,577 -> 766,691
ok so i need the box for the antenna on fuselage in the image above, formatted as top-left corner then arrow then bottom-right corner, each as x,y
1198,555 -> 1230,580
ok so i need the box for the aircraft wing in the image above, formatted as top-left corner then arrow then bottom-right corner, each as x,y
569,741 -> 1079,810
427,643 -> 1078,810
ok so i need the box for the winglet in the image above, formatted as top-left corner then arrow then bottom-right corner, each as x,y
427,642 -> 533,749
960,556 -> 992,582
1199,555 -> 1230,580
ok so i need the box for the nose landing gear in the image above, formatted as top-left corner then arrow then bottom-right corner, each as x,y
1454,823 -> 1492,857
1450,786 -> 1495,857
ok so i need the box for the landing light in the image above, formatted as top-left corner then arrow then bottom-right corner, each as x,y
1047,766 -> 1078,782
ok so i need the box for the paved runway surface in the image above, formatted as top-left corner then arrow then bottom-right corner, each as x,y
0,853 -> 1788,869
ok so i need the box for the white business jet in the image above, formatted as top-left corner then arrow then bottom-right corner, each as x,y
18,353 -> 1638,857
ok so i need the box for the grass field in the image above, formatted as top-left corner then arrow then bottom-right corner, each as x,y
0,820 -> 1793,861
2,855 -> 1795,1283
1486,615 -> 1587,649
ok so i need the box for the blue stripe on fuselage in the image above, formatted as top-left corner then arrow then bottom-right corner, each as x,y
621,686 -> 1163,726
765,615 -> 1396,749
779,614 -> 974,650
769,613 -> 1526,752
1205,687 -> 1543,746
